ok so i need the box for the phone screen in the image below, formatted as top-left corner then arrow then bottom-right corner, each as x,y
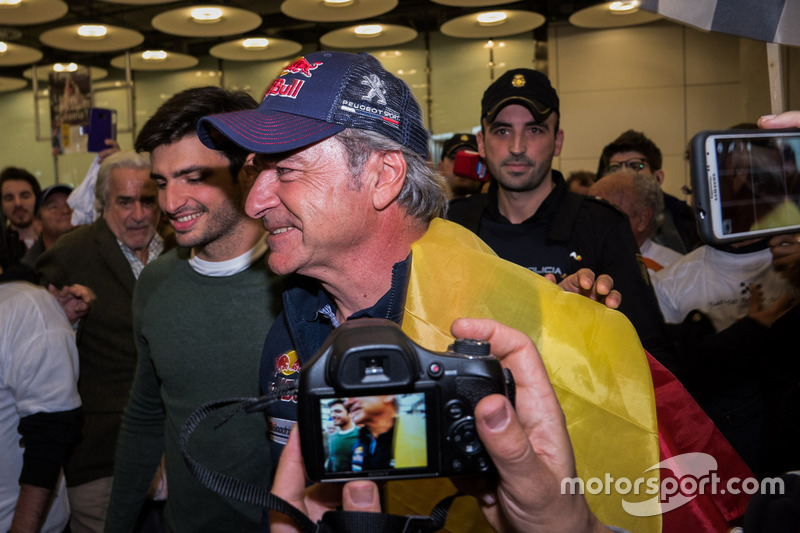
318,392 -> 429,479
703,131 -> 800,241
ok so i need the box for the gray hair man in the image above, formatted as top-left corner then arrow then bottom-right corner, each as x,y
35,150 -> 165,533
589,170 -> 683,274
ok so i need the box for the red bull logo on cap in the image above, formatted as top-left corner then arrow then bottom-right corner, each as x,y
263,57 -> 323,100
280,57 -> 322,78
266,78 -> 304,99
275,350 -> 301,376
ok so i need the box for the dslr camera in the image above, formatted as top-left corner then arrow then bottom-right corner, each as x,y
298,318 -> 515,482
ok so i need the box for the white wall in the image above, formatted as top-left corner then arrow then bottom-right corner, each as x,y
0,19 -> 797,200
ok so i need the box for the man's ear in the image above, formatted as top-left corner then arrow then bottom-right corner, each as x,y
653,169 -> 665,186
635,206 -> 653,234
477,128 -> 486,159
554,129 -> 565,157
372,150 -> 407,211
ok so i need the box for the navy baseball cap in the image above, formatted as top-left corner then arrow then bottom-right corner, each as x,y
198,51 -> 430,158
481,68 -> 559,124
36,184 -> 72,213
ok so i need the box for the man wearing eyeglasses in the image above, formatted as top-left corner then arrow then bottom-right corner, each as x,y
597,130 -> 700,254
447,69 -> 674,368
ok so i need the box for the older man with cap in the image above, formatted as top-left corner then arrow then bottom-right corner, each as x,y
21,184 -> 74,269
446,69 -> 674,368
196,52 -> 755,532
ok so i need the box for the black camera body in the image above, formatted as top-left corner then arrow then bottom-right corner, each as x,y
298,318 -> 515,482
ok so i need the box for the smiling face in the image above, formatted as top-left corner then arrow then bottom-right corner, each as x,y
478,104 -> 563,194
38,191 -> 73,239
1,179 -> 36,230
344,396 -> 394,426
151,135 -> 252,261
103,167 -> 159,255
329,402 -> 352,429
246,136 -> 376,279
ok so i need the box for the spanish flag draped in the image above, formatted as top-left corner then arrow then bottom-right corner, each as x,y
389,218 -> 662,532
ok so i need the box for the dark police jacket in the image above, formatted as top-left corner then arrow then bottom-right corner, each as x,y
447,171 -> 674,368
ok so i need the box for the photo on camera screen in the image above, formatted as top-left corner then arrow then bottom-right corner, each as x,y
711,133 -> 800,237
320,393 -> 428,474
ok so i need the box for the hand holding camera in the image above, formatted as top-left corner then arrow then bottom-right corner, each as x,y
271,318 -> 611,533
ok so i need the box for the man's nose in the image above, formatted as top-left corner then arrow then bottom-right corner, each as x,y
161,182 -> 185,215
245,170 -> 280,220
132,201 -> 148,221
509,131 -> 527,155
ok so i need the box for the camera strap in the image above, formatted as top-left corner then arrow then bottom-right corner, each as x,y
179,389 -> 464,532
296,491 -> 461,533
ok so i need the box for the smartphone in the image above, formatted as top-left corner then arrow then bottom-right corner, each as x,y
690,128 -> 800,245
453,150 -> 491,182
87,108 -> 117,152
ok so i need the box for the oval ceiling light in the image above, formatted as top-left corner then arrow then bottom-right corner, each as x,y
354,24 -> 382,37
320,23 -> 417,49
23,64 -> 108,80
324,0 -> 354,5
142,50 -> 168,61
191,6 -> 223,23
0,76 -> 27,93
477,11 -> 507,26
609,0 -> 640,13
102,0 -> 182,4
110,50 -> 198,70
242,37 -> 269,49
77,24 -> 108,38
210,36 -> 301,61
53,62 -> 77,72
0,42 -> 42,65
431,0 -> 518,5
152,5 -> 260,37
441,10 -> 544,38
569,1 -> 659,28
0,42 -> 6,53
41,24 -> 143,51
281,0 -> 397,23
0,0 -> 67,24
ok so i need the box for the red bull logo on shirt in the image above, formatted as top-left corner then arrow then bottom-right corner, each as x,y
275,350 -> 301,376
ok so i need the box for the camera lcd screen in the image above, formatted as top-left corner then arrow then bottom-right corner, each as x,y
706,132 -> 800,239
320,393 -> 428,475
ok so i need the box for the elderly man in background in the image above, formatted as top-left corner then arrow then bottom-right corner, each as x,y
589,170 -> 683,275
36,151 -> 166,533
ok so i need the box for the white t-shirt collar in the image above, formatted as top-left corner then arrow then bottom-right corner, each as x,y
188,236 -> 268,277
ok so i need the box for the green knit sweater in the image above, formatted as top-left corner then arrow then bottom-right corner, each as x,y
105,247 -> 278,533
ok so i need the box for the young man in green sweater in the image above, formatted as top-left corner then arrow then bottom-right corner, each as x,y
105,87 -> 279,533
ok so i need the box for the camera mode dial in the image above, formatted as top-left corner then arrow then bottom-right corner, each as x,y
452,338 -> 491,357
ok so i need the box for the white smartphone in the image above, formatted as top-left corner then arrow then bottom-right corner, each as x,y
690,128 -> 800,245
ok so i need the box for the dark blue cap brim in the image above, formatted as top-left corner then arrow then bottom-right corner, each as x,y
198,108 -> 345,154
